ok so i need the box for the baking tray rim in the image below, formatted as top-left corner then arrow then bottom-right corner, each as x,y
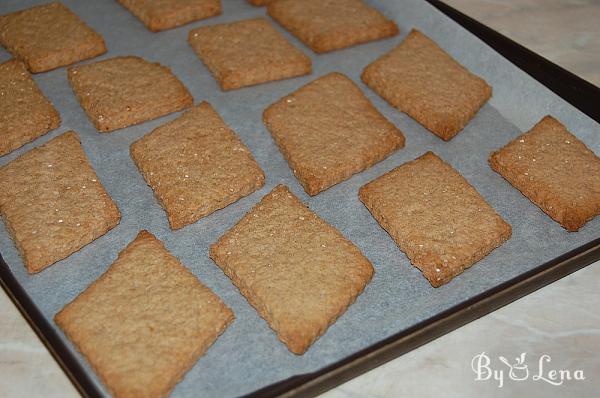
1,1 -> 599,397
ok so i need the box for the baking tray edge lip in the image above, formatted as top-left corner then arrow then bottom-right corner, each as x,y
0,255 -> 104,398
1,1 -> 599,398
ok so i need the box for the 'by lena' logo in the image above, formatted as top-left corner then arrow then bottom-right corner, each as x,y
471,352 -> 585,388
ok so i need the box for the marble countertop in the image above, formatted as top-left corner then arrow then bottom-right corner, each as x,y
1,1 -> 599,397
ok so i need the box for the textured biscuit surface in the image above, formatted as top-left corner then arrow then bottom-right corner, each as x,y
130,102 -> 265,229
210,185 -> 373,354
489,116 -> 600,231
55,230 -> 234,398
0,131 -> 120,273
263,72 -> 404,196
117,0 -> 221,32
359,152 -> 511,287
188,18 -> 311,90
267,0 -> 398,53
0,60 -> 60,156
68,56 -> 193,132
0,2 -> 106,73
362,29 -> 492,141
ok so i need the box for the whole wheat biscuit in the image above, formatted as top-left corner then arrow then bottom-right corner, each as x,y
210,185 -> 373,354
0,131 -> 120,273
359,152 -> 511,287
0,60 -> 60,156
68,56 -> 193,132
68,56 -> 194,132
361,29 -> 492,141
0,2 -> 106,73
267,0 -> 398,53
489,116 -> 600,231
188,18 -> 311,90
117,0 -> 221,32
55,230 -> 234,398
130,102 -> 265,229
263,72 -> 404,196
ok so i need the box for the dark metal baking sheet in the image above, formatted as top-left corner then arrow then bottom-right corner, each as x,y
0,0 -> 599,397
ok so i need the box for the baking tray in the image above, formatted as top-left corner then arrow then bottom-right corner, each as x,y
0,0 -> 599,397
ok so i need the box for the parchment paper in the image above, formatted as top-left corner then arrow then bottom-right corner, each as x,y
0,0 -> 598,397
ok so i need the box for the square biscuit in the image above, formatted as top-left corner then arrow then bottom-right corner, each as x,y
0,2 -> 106,73
68,56 -> 193,132
210,185 -> 373,354
130,102 -> 265,229
263,72 -> 405,196
0,60 -> 60,156
188,17 -> 311,90
117,0 -> 221,32
267,0 -> 398,53
489,116 -> 600,231
55,230 -> 234,398
359,152 -> 511,287
362,29 -> 492,141
0,131 -> 120,273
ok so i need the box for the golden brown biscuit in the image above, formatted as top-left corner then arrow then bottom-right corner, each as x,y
0,2 -> 106,73
359,152 -> 511,287
210,185 -> 373,354
263,72 -> 404,196
117,0 -> 221,32
130,102 -> 265,229
0,131 -> 120,273
267,0 -> 398,53
0,59 -> 60,156
362,29 -> 492,141
489,116 -> 600,231
68,56 -> 193,132
55,230 -> 234,398
188,17 -> 311,90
